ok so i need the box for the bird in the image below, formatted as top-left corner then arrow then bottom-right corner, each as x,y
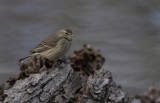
19,29 -> 73,62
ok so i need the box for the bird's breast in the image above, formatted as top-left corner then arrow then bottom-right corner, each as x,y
42,38 -> 71,61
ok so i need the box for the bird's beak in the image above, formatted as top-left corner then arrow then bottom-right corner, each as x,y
72,35 -> 76,37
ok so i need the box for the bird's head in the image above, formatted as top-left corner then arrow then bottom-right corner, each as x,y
57,29 -> 73,40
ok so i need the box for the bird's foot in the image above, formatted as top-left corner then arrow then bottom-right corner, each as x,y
57,56 -> 69,64
53,57 -> 69,68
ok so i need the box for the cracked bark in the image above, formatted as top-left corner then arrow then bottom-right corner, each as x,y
4,61 -> 139,103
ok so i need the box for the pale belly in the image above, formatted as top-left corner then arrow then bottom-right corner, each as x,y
41,39 -> 71,61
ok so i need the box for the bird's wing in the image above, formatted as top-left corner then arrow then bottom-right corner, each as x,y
30,43 -> 51,53
30,33 -> 61,53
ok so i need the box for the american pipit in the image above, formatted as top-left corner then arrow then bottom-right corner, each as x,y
19,29 -> 73,62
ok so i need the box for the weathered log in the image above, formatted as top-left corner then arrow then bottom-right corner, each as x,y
3,44 -> 140,103
4,61 -> 136,103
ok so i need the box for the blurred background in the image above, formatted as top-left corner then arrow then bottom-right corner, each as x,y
0,0 -> 160,94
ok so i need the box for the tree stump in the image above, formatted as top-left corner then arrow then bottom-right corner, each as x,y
3,44 -> 140,103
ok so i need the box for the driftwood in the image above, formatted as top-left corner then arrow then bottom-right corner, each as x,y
2,44 -> 140,103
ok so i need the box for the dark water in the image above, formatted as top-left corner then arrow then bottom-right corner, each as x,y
0,0 -> 160,94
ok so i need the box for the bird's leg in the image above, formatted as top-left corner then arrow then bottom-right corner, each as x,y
57,56 -> 68,63
53,56 -> 69,68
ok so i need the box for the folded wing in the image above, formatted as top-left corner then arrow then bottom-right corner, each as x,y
30,33 -> 61,54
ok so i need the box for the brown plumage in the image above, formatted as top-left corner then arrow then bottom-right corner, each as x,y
19,29 -> 73,61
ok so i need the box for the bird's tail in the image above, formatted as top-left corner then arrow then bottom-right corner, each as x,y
19,55 -> 31,61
